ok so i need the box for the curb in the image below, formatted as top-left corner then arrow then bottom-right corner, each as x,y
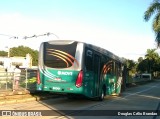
0,97 -> 36,105
0,92 -> 60,105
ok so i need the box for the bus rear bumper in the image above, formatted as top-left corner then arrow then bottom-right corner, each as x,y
37,85 -> 84,94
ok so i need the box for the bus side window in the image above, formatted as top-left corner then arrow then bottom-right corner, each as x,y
85,49 -> 93,71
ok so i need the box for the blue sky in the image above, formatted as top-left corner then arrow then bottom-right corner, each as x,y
0,0 -> 158,61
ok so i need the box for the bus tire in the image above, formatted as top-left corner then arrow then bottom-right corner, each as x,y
98,87 -> 105,101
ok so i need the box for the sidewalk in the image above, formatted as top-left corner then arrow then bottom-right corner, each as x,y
0,89 -> 59,105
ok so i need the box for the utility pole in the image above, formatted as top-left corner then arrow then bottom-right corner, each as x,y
8,47 -> 10,57
5,46 -> 10,57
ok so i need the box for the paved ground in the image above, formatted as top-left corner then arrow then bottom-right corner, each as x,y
0,79 -> 159,119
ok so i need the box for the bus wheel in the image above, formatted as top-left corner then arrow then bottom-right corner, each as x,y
98,88 -> 105,101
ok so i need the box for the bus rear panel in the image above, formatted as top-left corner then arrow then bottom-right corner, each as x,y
37,41 -> 85,95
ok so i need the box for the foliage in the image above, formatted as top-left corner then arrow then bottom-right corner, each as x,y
145,49 -> 159,61
124,48 -> 160,78
10,46 -> 38,66
125,59 -> 136,70
138,57 -> 143,63
0,51 -> 8,56
144,0 -> 160,47
0,46 -> 38,66
124,59 -> 137,77
137,48 -> 160,77
137,59 -> 148,73
27,77 -> 36,83
19,77 -> 37,88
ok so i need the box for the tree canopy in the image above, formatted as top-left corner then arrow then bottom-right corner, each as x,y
144,0 -> 160,47
0,51 -> 8,56
0,46 -> 38,66
123,48 -> 160,78
137,48 -> 160,77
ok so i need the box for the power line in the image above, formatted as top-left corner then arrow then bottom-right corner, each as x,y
23,32 -> 59,40
0,34 -> 18,39
0,32 -> 59,40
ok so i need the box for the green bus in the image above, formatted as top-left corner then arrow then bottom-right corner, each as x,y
37,40 -> 126,100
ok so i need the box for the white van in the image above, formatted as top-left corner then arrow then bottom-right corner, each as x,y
141,73 -> 152,80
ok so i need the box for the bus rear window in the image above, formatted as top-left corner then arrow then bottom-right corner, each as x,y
44,41 -> 77,68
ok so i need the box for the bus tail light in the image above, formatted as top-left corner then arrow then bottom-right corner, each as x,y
37,71 -> 41,85
76,70 -> 83,88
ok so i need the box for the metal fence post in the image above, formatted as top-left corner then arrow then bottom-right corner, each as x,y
12,72 -> 14,91
5,72 -> 8,90
25,68 -> 28,89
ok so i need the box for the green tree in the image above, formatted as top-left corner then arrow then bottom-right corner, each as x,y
0,51 -> 7,56
125,59 -> 137,76
144,0 -> 160,47
145,49 -> 159,73
137,49 -> 160,78
10,46 -> 38,66
153,58 -> 160,73
138,57 -> 143,63
137,59 -> 148,73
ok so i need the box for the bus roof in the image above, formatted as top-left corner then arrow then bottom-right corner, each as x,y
43,40 -> 125,64
85,43 -> 124,63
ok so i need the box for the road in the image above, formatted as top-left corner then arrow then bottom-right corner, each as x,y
0,80 -> 160,119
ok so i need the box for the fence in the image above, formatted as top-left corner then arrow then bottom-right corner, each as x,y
0,68 -> 37,92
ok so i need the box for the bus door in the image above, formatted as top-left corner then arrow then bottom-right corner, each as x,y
93,54 -> 101,97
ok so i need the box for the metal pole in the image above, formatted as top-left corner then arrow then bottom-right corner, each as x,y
6,72 -> 8,90
12,72 -> 14,91
8,48 -> 10,57
25,68 -> 28,89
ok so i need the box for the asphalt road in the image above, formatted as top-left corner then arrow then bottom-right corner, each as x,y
0,80 -> 160,119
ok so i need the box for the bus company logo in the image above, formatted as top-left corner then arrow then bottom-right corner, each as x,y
58,71 -> 61,75
57,71 -> 72,76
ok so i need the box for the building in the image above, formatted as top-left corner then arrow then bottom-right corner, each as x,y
0,53 -> 32,71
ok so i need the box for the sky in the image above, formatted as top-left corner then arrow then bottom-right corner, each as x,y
0,0 -> 159,61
